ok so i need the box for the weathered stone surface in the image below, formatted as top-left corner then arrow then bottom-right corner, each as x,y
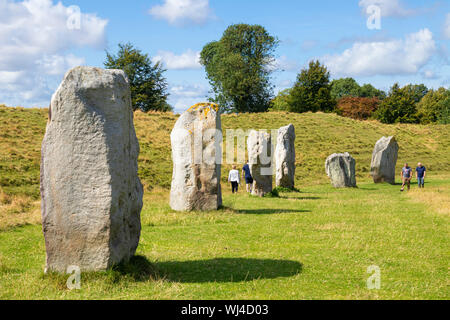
248,130 -> 273,197
275,124 -> 296,189
371,136 -> 399,184
325,153 -> 357,188
41,66 -> 143,273
170,103 -> 222,211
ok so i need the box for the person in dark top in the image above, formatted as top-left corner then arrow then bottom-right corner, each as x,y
401,163 -> 413,192
416,163 -> 427,188
242,161 -> 253,194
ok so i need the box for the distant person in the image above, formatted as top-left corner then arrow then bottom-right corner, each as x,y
228,165 -> 240,194
242,160 -> 253,193
416,163 -> 427,188
401,163 -> 413,192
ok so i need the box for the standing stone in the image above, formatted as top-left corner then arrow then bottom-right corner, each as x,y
371,136 -> 399,184
170,103 -> 222,211
248,130 -> 273,197
275,124 -> 296,189
325,153 -> 357,188
41,66 -> 143,273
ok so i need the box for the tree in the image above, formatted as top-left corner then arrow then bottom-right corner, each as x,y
289,60 -> 336,113
105,43 -> 170,112
403,84 -> 428,103
337,96 -> 380,120
269,89 -> 291,111
200,24 -> 278,113
330,78 -> 361,100
416,87 -> 450,123
360,84 -> 386,100
437,93 -> 450,124
375,83 -> 418,124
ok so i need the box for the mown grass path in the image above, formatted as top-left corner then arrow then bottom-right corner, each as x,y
0,178 -> 448,300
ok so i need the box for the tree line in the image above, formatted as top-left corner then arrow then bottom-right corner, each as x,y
105,24 -> 449,124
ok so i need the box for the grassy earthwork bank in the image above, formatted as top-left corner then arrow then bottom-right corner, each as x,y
0,105 -> 449,299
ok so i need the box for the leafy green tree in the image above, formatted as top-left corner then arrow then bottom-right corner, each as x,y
289,60 -> 336,113
269,89 -> 291,111
417,88 -> 450,123
375,83 -> 418,124
360,84 -> 386,100
105,43 -> 170,112
200,24 -> 278,113
437,94 -> 450,124
403,84 -> 429,103
330,78 -> 361,100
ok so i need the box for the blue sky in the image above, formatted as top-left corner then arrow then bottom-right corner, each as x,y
1,0 -> 449,113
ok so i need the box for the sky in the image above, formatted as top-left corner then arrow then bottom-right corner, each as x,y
0,0 -> 449,113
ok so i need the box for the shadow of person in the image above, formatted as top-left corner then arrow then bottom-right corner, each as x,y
114,256 -> 302,283
155,258 -> 302,283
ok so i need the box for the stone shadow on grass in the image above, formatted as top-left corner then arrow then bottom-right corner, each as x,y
235,208 -> 311,215
156,258 -> 303,283
221,206 -> 311,215
115,256 -> 302,283
281,196 -> 322,200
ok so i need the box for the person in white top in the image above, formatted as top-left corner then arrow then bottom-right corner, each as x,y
228,165 -> 240,194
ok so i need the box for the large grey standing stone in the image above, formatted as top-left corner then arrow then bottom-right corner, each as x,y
371,136 -> 399,184
170,104 -> 222,211
275,124 -> 296,189
41,66 -> 143,273
248,130 -> 273,197
325,153 -> 357,188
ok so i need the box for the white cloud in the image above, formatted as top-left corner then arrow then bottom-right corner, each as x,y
323,29 -> 436,77
0,0 -> 107,106
444,13 -> 450,39
152,49 -> 201,70
168,84 -> 209,113
149,0 -> 213,26
358,0 -> 414,17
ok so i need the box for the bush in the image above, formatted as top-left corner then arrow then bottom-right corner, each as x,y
337,97 -> 380,120
416,88 -> 449,124
375,83 -> 418,124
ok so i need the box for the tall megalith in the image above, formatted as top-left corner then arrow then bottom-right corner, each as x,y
275,124 -> 296,189
371,136 -> 399,184
248,130 -> 273,197
170,103 -> 222,211
41,67 -> 143,273
325,153 -> 357,188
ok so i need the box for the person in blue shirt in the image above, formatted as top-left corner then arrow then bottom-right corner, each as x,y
416,163 -> 427,188
401,163 -> 413,192
242,160 -> 253,194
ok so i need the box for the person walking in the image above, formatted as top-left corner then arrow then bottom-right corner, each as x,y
228,165 -> 240,194
401,163 -> 413,192
242,160 -> 253,194
416,162 -> 427,188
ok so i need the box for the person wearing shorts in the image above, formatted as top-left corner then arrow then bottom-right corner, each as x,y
228,165 -> 240,194
401,163 -> 413,192
416,163 -> 426,188
242,161 -> 253,193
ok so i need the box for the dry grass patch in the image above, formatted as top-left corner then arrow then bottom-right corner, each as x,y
0,188 -> 41,231
408,183 -> 450,216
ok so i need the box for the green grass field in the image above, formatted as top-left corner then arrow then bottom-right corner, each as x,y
0,105 -> 449,299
